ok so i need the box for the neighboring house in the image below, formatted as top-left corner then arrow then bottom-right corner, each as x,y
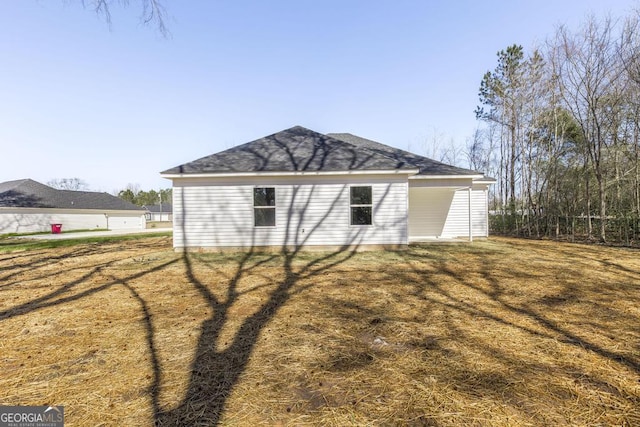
143,203 -> 173,221
160,126 -> 495,250
0,179 -> 146,234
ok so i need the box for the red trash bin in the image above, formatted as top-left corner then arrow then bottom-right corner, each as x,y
51,224 -> 63,234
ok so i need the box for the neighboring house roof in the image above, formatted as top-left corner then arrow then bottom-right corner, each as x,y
161,126 -> 482,177
143,203 -> 173,213
0,179 -> 144,211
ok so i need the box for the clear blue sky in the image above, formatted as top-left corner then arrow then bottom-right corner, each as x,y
0,1 -> 636,192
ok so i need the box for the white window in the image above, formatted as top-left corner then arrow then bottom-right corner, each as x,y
350,186 -> 372,225
254,187 -> 276,227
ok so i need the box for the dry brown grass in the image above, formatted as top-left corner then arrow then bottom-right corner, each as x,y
0,236 -> 639,426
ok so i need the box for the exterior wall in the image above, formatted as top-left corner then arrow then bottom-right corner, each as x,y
171,174 -> 409,249
408,179 -> 490,240
441,188 -> 488,238
106,213 -> 146,230
471,184 -> 489,237
441,189 -> 469,237
148,212 -> 172,222
408,187 -> 455,238
0,208 -> 145,234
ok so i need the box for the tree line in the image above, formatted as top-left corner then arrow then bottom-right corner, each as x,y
117,184 -> 172,207
473,10 -> 640,245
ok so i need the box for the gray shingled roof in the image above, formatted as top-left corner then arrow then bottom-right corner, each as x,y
327,133 -> 481,176
144,203 -> 173,213
161,126 -> 419,175
0,179 -> 144,211
162,126 -> 481,176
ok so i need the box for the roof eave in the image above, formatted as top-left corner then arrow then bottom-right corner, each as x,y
161,169 -> 420,179
409,174 -> 485,180
473,178 -> 497,184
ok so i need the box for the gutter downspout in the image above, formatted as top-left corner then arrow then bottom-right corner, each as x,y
468,187 -> 473,242
485,187 -> 489,237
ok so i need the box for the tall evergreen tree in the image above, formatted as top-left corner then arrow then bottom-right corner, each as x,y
476,45 -> 527,215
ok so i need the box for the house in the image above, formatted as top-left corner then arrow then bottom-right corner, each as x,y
143,203 -> 173,221
0,179 -> 146,234
160,126 -> 495,250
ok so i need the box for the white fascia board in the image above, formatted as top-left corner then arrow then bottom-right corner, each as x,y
161,169 -> 420,179
408,174 -> 484,180
473,178 -> 497,184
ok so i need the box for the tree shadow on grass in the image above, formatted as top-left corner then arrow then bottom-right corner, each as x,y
153,245 -> 358,425
286,241 -> 640,424
152,179 -> 377,425
0,242 -> 179,322
1,231 -> 341,424
396,242 -> 640,375
3,232 -> 638,424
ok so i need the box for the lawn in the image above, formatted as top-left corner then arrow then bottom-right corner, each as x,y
0,236 -> 638,426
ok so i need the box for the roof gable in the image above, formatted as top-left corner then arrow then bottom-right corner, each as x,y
0,179 -> 144,211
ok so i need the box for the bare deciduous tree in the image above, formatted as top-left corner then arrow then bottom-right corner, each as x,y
47,178 -> 89,191
81,0 -> 169,36
475,10 -> 640,246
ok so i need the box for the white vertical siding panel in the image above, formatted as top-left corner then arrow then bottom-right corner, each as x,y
442,187 -> 489,238
408,183 -> 489,240
408,188 -> 455,238
471,185 -> 489,237
442,190 -> 470,238
149,212 -> 172,221
172,175 -> 408,249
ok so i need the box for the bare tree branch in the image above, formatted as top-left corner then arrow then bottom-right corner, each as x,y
81,0 -> 170,36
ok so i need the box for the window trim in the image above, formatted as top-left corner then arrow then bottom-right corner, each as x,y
253,187 -> 276,227
349,185 -> 373,226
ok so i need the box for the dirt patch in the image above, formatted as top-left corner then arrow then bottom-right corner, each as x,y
146,221 -> 172,229
0,236 -> 638,426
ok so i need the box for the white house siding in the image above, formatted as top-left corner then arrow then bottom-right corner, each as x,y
106,213 -> 146,230
171,174 -> 409,249
441,189 -> 473,238
0,208 -> 145,234
408,178 -> 489,240
408,187 -> 455,238
471,184 -> 489,237
149,212 -> 172,222
444,185 -> 489,238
